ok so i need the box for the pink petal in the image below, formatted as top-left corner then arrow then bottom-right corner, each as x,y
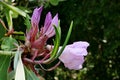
43,12 -> 52,34
45,14 -> 58,38
31,6 -> 43,26
27,6 -> 43,42
70,48 -> 88,56
59,41 -> 89,70
59,47 -> 74,63
64,56 -> 84,70
72,41 -> 89,49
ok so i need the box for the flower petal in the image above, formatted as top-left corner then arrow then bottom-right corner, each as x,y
59,41 -> 89,70
43,12 -> 52,33
64,56 -> 84,70
70,48 -> 88,56
31,6 -> 43,26
45,14 -> 58,38
72,41 -> 89,49
26,6 -> 43,43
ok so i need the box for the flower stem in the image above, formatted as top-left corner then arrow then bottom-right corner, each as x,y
0,50 -> 16,56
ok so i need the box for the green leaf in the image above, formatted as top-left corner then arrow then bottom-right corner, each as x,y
18,6 -> 31,13
0,1 -> 27,17
0,55 -> 11,80
43,21 -> 61,64
10,10 -> 19,18
25,67 -> 39,80
13,35 -> 25,41
56,21 -> 73,58
5,10 -> 13,30
49,0 -> 59,6
1,37 -> 18,51
24,15 -> 31,31
50,23 -> 61,58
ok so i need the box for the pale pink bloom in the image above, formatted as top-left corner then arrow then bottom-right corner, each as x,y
59,41 -> 89,70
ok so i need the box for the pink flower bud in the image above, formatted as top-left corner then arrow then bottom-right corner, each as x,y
59,41 -> 89,70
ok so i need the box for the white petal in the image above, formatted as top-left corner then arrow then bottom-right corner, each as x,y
15,55 -> 25,80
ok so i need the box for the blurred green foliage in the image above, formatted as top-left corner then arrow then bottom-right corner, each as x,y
0,0 -> 120,80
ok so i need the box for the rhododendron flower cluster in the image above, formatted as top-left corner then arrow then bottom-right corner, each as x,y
23,6 -> 90,71
25,6 -> 58,61
23,6 -> 90,70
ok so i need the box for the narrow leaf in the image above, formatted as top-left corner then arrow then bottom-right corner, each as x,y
50,0 -> 59,6
50,24 -> 61,58
0,55 -> 11,80
5,10 -> 13,30
0,1 -> 27,17
10,10 -> 19,18
43,21 -> 61,63
56,21 -> 73,58
24,15 -> 31,31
